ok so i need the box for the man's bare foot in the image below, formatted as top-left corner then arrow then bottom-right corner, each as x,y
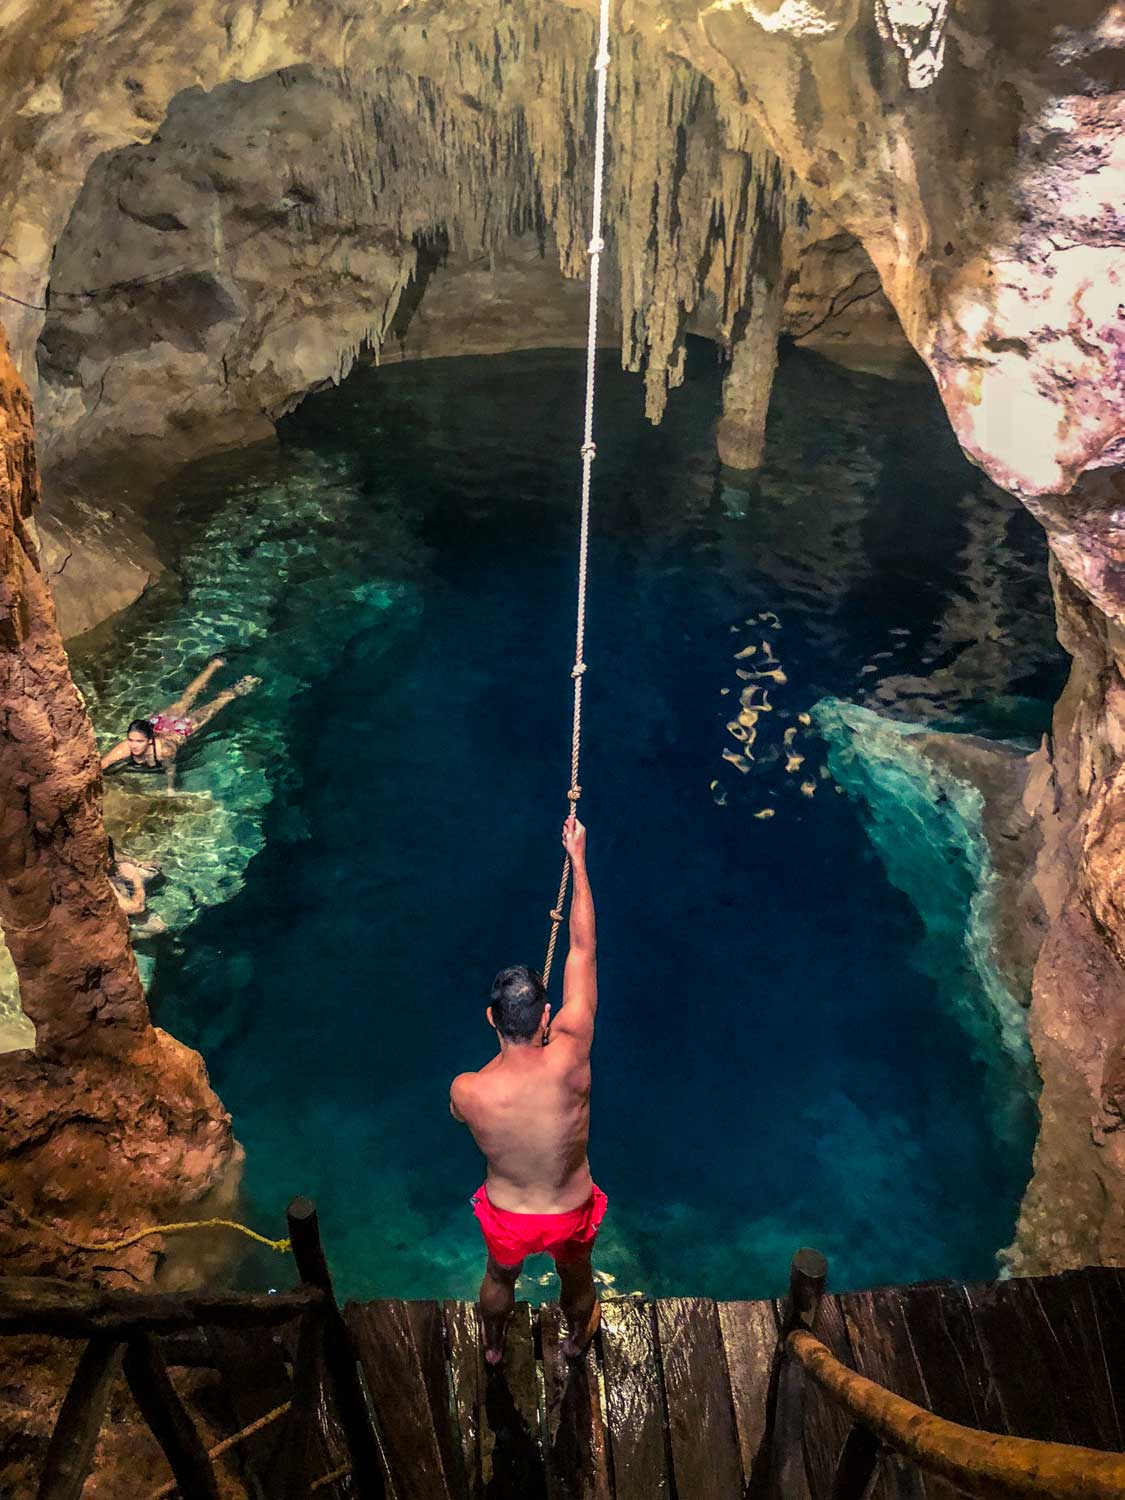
561,1300 -> 601,1360
480,1313 -> 509,1367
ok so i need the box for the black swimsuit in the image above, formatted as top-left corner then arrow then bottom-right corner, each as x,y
111,752 -> 164,776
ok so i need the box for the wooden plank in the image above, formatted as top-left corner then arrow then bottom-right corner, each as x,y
445,1299 -> 487,1500
477,1301 -> 546,1500
1084,1266 -> 1125,1445
839,1289 -> 932,1500
1028,1270 -> 1123,1452
654,1298 -> 742,1500
37,1336 -> 125,1500
717,1299 -> 777,1494
347,1300 -> 452,1500
965,1275 -> 1082,1447
0,1278 -> 320,1337
895,1282 -> 1004,1435
408,1301 -> 469,1499
540,1301 -> 611,1500
600,1299 -> 672,1500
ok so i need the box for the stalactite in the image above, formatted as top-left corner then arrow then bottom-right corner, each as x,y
875,0 -> 950,89
36,0 -> 814,464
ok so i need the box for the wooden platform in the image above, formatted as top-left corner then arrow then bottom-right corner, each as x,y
330,1265 -> 1125,1500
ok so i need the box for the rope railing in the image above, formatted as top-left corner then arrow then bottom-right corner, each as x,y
789,1329 -> 1125,1500
778,1251 -> 1125,1500
542,0 -> 611,987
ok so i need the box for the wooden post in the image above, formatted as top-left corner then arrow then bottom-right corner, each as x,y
286,1197 -> 385,1500
785,1247 -> 827,1332
275,1302 -> 326,1500
37,1335 -> 126,1500
122,1334 -> 220,1500
830,1422 -> 880,1500
768,1248 -> 829,1500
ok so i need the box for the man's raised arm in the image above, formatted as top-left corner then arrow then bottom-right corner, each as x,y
552,816 -> 597,1045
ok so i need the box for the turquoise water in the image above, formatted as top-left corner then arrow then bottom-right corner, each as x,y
75,342 -> 1065,1300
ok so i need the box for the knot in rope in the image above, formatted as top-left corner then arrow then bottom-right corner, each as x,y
581,441 -> 597,460
567,785 -> 582,804
595,48 -> 611,71
587,237 -> 605,256
550,909 -> 565,924
571,662 -> 587,678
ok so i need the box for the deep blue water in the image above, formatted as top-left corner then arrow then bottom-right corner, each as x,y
86,341 -> 1066,1300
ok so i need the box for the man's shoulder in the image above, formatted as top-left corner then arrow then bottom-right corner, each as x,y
450,1068 -> 479,1098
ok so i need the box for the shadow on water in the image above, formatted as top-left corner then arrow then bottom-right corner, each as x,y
74,340 -> 1067,1300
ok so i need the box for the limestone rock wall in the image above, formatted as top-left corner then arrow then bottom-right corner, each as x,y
1007,559 -> 1125,1272
0,328 -> 237,1282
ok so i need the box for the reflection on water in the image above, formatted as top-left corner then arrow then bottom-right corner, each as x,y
64,342 -> 1065,1299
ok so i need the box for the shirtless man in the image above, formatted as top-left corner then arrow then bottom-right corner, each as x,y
451,814 -> 605,1365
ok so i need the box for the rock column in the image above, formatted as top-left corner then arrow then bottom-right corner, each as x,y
0,327 -> 149,1059
0,322 -> 236,1284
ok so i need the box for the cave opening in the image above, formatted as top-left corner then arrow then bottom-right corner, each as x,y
4,1 -> 1125,1489
0,0 -> 1120,1310
62,335 -> 1066,1300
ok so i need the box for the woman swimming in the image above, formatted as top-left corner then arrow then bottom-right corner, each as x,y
100,656 -> 260,789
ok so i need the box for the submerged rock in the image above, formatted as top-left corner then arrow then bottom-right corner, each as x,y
817,689 -> 1125,1275
814,698 -> 1037,1111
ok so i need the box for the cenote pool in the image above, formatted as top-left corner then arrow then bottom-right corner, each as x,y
74,341 -> 1067,1300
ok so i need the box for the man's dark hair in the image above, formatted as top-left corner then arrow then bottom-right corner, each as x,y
490,965 -> 547,1042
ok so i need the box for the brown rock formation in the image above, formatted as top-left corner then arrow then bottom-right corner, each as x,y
0,327 -> 145,1059
0,325 -> 237,1282
1005,559 -> 1125,1272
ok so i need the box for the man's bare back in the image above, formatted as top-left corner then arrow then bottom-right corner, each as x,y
450,814 -> 602,1362
452,1031 -> 593,1213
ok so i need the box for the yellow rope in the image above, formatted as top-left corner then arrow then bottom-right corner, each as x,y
543,0 -> 611,987
310,1464 -> 352,1493
146,1402 -> 293,1500
1,1198 -> 291,1255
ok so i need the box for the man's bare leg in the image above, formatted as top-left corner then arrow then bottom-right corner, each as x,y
557,1253 -> 600,1359
479,1254 -> 522,1366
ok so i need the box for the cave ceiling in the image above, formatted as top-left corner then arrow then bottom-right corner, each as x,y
0,0 -> 1121,610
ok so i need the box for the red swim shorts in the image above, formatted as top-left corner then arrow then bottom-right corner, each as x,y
470,1183 -> 608,1268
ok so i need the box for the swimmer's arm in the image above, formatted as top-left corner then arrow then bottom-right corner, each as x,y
100,742 -> 130,771
553,831 -> 597,1046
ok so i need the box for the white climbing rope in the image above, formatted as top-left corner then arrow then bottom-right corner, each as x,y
542,0 -> 612,988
